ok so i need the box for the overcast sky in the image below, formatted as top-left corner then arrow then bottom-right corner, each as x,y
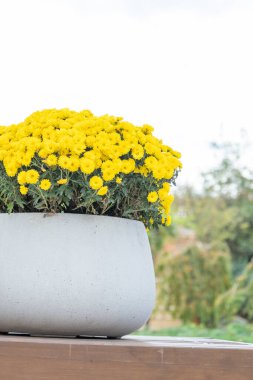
0,0 -> 253,188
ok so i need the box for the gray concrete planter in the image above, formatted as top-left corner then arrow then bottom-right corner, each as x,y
0,213 -> 155,337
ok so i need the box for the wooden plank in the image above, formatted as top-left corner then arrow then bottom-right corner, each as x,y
0,334 -> 252,380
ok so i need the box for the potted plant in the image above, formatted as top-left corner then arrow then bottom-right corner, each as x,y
0,109 -> 181,337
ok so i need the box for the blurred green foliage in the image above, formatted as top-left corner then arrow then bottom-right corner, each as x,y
157,246 -> 231,327
148,224 -> 175,255
173,141 -> 253,274
149,140 -> 253,330
135,321 -> 253,343
215,262 -> 253,324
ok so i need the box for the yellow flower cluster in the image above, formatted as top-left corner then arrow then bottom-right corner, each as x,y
17,169 -> 39,185
147,182 -> 174,226
0,109 -> 181,225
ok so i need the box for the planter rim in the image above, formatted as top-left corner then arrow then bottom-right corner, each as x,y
0,212 -> 144,226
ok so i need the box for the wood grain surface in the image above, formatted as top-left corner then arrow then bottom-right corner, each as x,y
0,334 -> 252,380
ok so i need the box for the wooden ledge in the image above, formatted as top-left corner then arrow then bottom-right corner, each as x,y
0,334 -> 253,379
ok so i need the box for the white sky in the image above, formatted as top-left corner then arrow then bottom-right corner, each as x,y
0,0 -> 253,188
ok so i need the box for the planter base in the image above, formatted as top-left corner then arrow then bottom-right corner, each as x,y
1,332 -> 122,339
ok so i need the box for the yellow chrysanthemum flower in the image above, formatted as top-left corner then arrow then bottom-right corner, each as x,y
80,158 -> 95,175
102,168 -> 115,181
5,164 -> 18,177
145,156 -> 157,170
17,171 -> 27,185
38,149 -> 49,159
161,194 -> 174,214
89,176 -> 103,190
22,153 -> 33,167
142,124 -> 154,134
116,177 -> 122,184
86,135 -> 95,147
153,166 -> 166,180
132,144 -> 144,160
20,185 -> 28,195
138,166 -> 148,177
158,188 -> 167,201
147,191 -> 158,203
58,155 -> 69,170
112,158 -> 122,172
26,169 -> 39,184
163,182 -> 170,192
165,215 -> 172,226
97,186 -> 108,196
101,160 -> 114,171
144,142 -> 157,155
67,156 -> 79,172
121,159 -> 135,174
45,154 -> 57,166
57,178 -> 68,185
39,179 -> 51,191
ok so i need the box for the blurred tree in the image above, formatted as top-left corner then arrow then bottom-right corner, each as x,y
174,141 -> 253,274
203,142 -> 253,264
